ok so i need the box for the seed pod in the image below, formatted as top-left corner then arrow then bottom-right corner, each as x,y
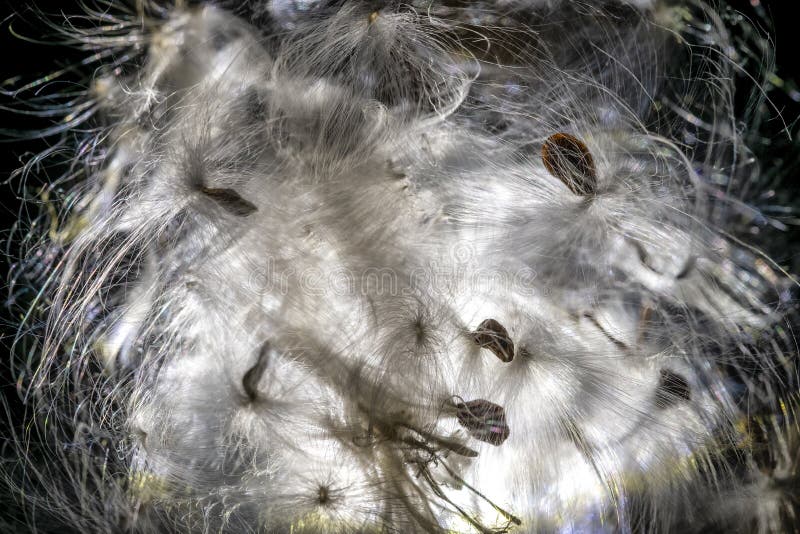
455,399 -> 510,446
541,133 -> 597,196
472,319 -> 515,363
654,369 -> 691,408
201,186 -> 258,216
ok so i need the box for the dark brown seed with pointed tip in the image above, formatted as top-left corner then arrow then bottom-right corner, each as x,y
654,369 -> 691,408
455,399 -> 510,446
202,187 -> 258,216
541,133 -> 597,196
242,343 -> 271,402
472,319 -> 514,363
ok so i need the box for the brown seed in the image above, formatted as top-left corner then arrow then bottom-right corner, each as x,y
541,133 -> 597,196
455,399 -> 510,446
317,485 -> 330,505
472,319 -> 514,363
655,369 -> 691,408
201,186 -> 258,216
242,343 -> 270,402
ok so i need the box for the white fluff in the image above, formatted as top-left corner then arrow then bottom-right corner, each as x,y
3,1 -> 798,533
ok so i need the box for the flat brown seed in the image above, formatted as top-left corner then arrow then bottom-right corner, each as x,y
242,343 -> 271,402
472,319 -> 514,362
654,368 -> 691,408
202,187 -> 258,216
455,399 -> 510,446
541,133 -> 597,196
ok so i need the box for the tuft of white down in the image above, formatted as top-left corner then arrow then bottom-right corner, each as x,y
7,1 -> 798,533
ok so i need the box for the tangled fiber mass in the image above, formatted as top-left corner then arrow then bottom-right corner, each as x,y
2,0 -> 799,532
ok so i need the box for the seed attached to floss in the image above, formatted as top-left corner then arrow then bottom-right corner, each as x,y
654,369 -> 691,408
541,133 -> 598,196
472,319 -> 515,363
317,485 -> 331,506
201,186 -> 258,216
242,343 -> 271,403
455,399 -> 510,446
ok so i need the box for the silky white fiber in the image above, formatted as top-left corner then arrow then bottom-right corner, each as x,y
2,1 -> 798,533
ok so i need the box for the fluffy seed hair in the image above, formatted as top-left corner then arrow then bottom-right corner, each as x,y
2,1 -> 799,533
